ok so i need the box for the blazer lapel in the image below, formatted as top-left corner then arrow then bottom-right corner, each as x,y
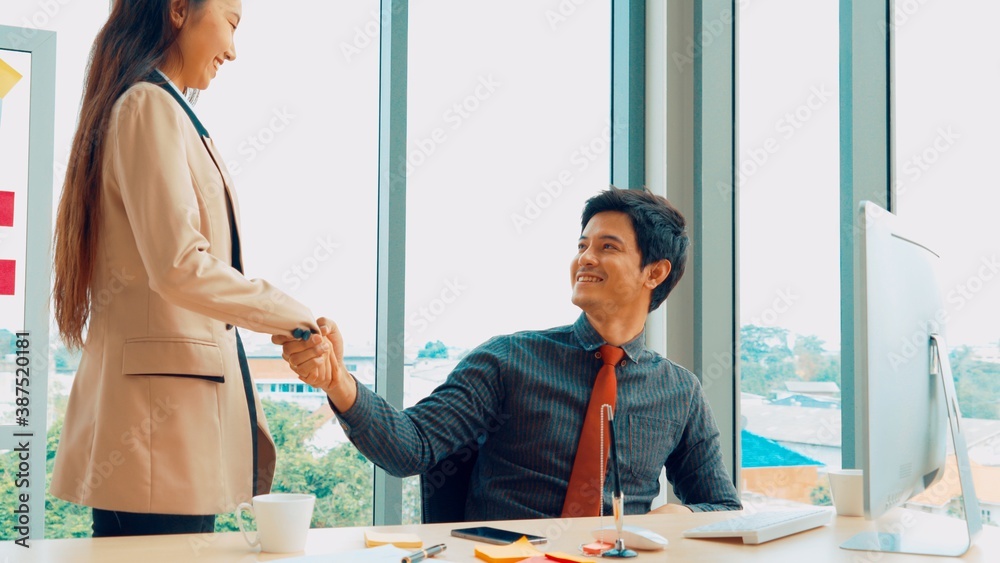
203,137 -> 242,231
202,137 -> 244,274
143,74 -> 246,273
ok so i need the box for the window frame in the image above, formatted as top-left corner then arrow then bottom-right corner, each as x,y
658,0 -> 894,497
838,0 -> 891,470
0,23 -> 57,541
372,0 -> 643,523
30,0 -> 898,528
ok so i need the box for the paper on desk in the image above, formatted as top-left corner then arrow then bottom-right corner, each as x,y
269,544 -> 459,563
473,537 -> 543,563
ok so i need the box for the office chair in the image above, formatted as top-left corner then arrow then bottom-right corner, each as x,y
420,448 -> 479,524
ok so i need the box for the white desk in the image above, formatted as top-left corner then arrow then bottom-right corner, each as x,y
2,509 -> 998,562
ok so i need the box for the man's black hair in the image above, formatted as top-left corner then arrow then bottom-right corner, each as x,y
580,187 -> 690,312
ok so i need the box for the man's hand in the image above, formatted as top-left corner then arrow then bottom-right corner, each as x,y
648,503 -> 694,515
273,318 -> 358,411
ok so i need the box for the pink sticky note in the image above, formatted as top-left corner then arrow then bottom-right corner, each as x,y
0,191 -> 13,227
0,260 -> 14,295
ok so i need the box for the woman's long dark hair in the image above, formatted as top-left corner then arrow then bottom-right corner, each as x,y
53,0 -> 205,348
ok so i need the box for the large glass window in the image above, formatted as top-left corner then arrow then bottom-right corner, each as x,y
0,0 -> 112,539
402,0 -> 611,523
0,49 -> 31,393
198,1 -> 379,529
893,0 -> 1000,526
737,0 -> 841,509
0,0 -> 380,537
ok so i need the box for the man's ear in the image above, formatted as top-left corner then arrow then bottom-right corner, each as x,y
644,259 -> 672,290
169,0 -> 188,29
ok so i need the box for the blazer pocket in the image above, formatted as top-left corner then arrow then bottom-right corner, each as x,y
123,337 -> 225,383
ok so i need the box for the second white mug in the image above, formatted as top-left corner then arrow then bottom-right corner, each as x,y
827,469 -> 864,517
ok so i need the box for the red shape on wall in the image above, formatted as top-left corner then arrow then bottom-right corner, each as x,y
0,191 -> 13,227
0,260 -> 14,295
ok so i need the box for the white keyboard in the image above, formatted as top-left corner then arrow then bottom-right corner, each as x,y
682,509 -> 833,544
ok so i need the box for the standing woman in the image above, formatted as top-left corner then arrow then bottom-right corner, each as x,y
50,0 -> 326,537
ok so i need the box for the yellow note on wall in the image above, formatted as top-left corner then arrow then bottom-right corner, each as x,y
0,58 -> 23,99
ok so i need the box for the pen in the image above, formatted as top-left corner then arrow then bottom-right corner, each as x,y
401,543 -> 447,563
292,327 -> 314,341
604,405 -> 624,535
601,405 -> 636,557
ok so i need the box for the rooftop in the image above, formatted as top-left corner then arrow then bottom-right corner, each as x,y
742,429 -> 823,468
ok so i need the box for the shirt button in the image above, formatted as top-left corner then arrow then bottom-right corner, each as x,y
620,360 -> 627,367
595,352 -> 602,359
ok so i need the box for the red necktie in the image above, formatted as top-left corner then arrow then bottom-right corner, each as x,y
561,344 -> 625,517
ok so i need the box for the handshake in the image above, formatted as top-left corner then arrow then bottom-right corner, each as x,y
272,318 -> 356,410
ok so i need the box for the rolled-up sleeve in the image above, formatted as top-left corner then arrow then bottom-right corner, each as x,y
665,383 -> 742,512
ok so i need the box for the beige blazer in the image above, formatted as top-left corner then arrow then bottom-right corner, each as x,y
49,82 -> 319,515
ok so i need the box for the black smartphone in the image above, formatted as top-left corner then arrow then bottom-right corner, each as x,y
451,526 -> 548,545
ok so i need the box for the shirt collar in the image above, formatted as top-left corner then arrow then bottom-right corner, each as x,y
571,312 -> 646,364
154,69 -> 197,111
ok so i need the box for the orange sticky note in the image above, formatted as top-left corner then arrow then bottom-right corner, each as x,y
474,537 -> 543,563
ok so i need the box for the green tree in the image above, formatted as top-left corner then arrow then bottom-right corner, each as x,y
740,325 -> 796,397
0,329 -> 16,355
417,341 -> 448,359
740,325 -> 793,365
810,481 -> 832,506
0,395 -> 379,539
402,476 -> 422,524
793,335 -> 827,381
53,345 -> 82,372
813,354 -> 841,385
217,400 -> 376,532
0,393 -> 91,540
44,400 -> 93,538
951,346 -> 1000,420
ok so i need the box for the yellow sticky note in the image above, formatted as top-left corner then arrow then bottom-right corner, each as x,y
474,537 -> 543,563
0,58 -> 23,99
363,530 -> 423,549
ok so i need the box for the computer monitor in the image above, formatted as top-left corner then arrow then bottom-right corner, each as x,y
843,200 -> 981,556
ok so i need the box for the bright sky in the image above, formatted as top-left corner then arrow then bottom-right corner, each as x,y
1,0 -> 997,357
739,0 -> 1000,351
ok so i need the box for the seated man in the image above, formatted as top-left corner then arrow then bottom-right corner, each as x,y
278,188 -> 741,520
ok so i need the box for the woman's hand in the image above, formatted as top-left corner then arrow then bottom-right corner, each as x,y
273,318 -> 358,411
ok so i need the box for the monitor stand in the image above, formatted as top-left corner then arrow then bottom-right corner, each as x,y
840,334 -> 983,557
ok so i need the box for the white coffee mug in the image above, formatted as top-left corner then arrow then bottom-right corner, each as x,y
827,469 -> 864,517
236,493 -> 315,553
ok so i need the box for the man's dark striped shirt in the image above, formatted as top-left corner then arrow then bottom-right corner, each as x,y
335,313 -> 741,521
